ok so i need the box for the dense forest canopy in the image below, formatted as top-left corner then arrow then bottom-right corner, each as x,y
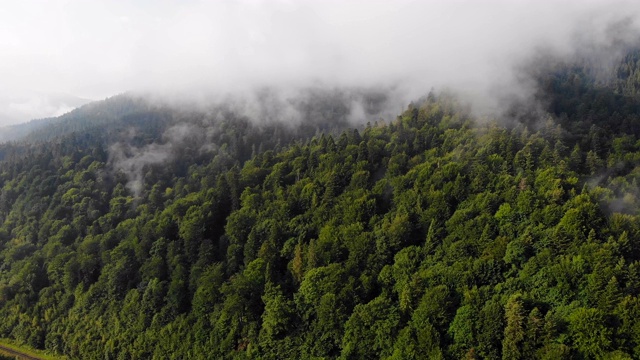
1,46 -> 640,360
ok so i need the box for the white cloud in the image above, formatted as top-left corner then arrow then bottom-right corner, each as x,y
0,0 -> 639,125
0,90 -> 89,125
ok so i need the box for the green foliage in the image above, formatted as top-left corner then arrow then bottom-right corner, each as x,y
569,307 -> 613,358
1,54 -> 640,359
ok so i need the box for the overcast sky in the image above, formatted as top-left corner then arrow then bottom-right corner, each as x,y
1,0 -> 639,125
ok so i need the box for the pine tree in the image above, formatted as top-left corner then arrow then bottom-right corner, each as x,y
502,295 -> 525,360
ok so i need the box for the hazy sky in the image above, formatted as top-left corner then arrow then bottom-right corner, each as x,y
1,0 -> 639,125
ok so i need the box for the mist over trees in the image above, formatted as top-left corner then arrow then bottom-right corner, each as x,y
0,42 -> 640,359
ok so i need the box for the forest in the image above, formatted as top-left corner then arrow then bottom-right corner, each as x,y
0,49 -> 640,359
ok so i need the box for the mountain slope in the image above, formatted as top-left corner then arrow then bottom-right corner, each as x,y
0,94 -> 150,144
0,87 -> 401,145
0,52 -> 640,359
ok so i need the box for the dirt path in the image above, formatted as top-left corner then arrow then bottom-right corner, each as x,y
0,344 -> 45,360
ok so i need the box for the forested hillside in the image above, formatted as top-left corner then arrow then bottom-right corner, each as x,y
0,94 -> 147,144
1,50 -> 640,359
0,87 -> 397,145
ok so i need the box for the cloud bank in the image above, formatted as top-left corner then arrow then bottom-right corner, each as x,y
2,0 -> 640,124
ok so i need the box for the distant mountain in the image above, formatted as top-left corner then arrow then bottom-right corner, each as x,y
0,94 -> 148,143
0,86 -> 403,144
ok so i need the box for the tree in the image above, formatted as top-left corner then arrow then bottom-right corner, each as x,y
502,295 -> 525,360
340,296 -> 400,359
568,307 -> 612,359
